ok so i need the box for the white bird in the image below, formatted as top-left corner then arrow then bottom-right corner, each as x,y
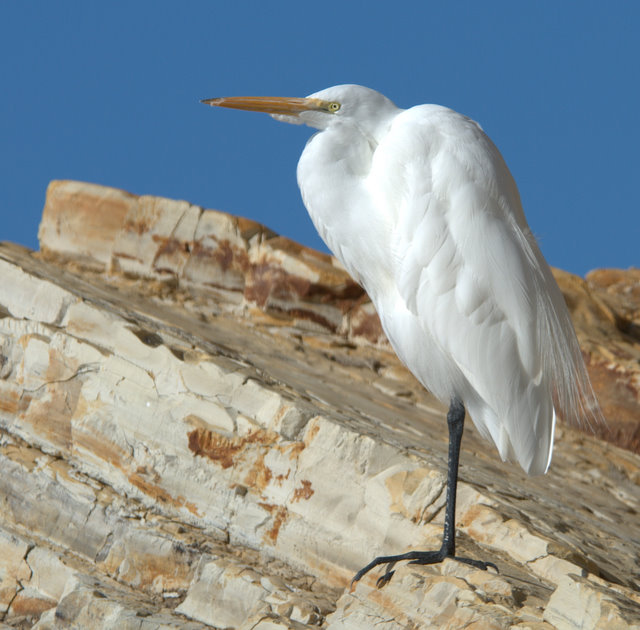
202,85 -> 601,587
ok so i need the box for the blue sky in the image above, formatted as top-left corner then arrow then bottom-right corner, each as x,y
1,2 -> 638,276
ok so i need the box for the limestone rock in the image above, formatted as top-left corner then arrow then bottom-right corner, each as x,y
0,180 -> 638,628
38,181 -> 640,453
553,268 -> 640,452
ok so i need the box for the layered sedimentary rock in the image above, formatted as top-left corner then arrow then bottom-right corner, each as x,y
0,180 -> 638,629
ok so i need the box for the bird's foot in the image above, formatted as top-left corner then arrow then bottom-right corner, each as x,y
351,549 -> 498,590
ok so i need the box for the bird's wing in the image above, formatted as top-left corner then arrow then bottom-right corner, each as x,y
368,106 -> 588,473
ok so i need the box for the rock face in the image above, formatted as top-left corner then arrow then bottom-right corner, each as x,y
0,180 -> 638,629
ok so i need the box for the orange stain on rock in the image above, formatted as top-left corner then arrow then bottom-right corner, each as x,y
243,452 -> 273,490
128,472 -> 201,516
0,389 -> 31,416
292,479 -> 314,502
283,441 -> 305,461
8,591 -> 57,618
74,428 -> 130,469
305,421 -> 321,444
188,429 -> 243,468
187,427 -> 277,469
258,503 -> 288,544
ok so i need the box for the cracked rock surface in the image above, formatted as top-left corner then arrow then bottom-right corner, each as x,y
0,180 -> 638,629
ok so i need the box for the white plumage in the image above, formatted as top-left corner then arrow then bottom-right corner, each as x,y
293,85 -> 598,475
203,84 -> 601,582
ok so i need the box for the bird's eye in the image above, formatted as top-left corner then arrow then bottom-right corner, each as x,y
328,102 -> 341,113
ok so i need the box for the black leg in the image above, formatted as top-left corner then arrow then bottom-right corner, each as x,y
351,398 -> 498,589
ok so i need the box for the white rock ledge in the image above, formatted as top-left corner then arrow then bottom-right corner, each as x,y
0,181 -> 638,629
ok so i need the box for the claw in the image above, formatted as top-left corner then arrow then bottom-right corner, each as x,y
352,551 -> 498,590
376,568 -> 395,588
452,556 -> 499,573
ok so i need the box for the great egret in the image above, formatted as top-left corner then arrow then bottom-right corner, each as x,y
202,85 -> 601,587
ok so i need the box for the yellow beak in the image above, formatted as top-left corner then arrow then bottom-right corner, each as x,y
201,96 -> 335,116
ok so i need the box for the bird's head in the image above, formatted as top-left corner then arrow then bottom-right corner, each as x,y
201,84 -> 398,132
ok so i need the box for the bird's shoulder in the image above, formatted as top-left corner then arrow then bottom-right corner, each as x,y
372,103 -> 525,229
389,104 -> 485,140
